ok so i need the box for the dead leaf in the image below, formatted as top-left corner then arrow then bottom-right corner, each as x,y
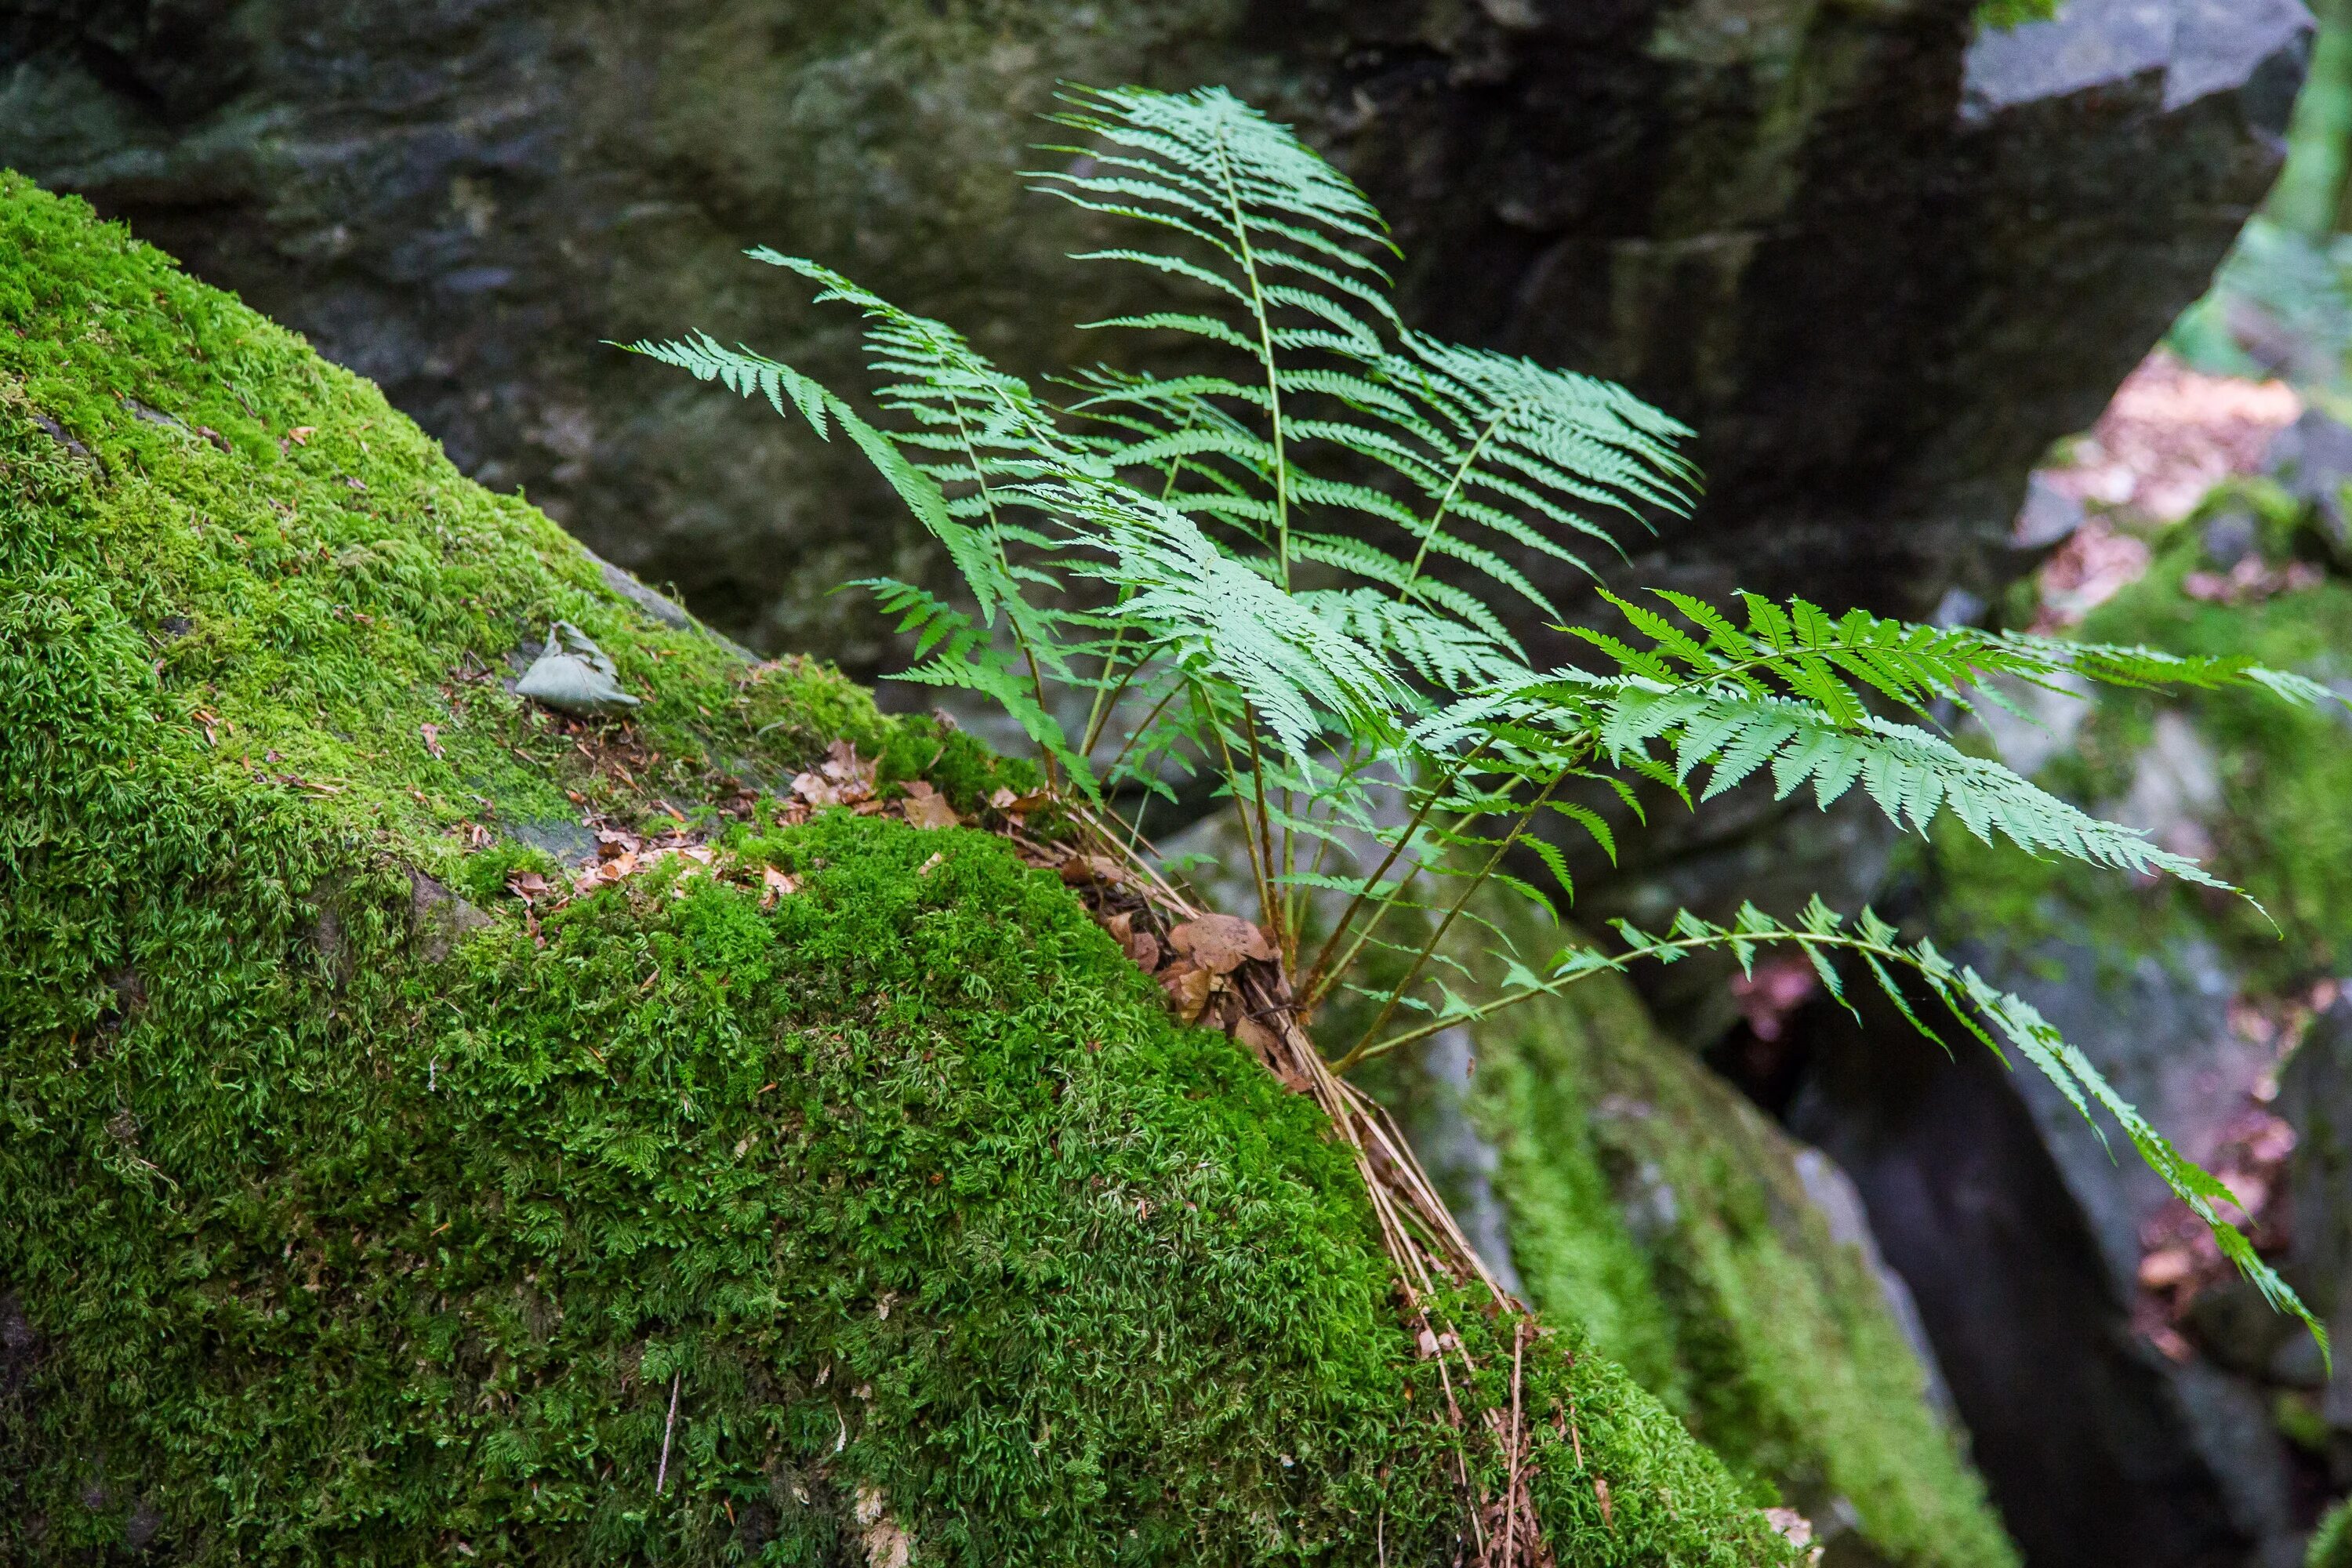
1058,855 -> 1125,887
900,779 -> 959,829
1232,1014 -> 1312,1091
1167,914 -> 1276,975
506,870 -> 550,903
1102,910 -> 1134,943
916,851 -> 946,878
420,721 -> 445,760
1160,961 -> 1212,1024
287,425 -> 316,445
791,771 -> 840,808
854,1483 -> 913,1568
1126,929 -> 1161,970
820,739 -> 877,804
989,785 -> 1051,815
760,866 -> 799,909
1763,1508 -> 1813,1551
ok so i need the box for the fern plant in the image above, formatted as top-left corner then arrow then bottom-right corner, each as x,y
630,85 -> 2332,1355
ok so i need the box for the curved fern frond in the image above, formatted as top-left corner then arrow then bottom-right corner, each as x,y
1579,681 -> 2235,890
1346,897 -> 2326,1360
1579,587 -> 2352,725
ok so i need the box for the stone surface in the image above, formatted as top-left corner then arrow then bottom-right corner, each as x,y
0,0 -> 2307,676
1783,974 -> 2273,1568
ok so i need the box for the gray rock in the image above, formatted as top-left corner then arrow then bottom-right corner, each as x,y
2269,408 -> 2352,558
1786,973 -> 2267,1568
2202,507 -> 2261,569
2014,470 -> 2089,551
1962,0 -> 2310,117
1406,1026 -> 1527,1299
2278,998 -> 2352,1430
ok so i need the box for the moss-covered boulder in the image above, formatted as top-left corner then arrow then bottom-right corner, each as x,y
0,178 -> 1816,1563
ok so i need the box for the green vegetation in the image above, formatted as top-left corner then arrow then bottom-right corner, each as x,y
1976,0 -> 2060,30
0,172 -> 1812,1562
642,84 -> 2336,1348
1934,521 -> 2352,995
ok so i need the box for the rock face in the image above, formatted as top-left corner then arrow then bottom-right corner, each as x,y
0,0 -> 2307,671
1417,950 -> 2020,1568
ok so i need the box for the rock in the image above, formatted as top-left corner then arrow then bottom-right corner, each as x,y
2205,506 -> 2263,569
2268,408 -> 2352,561
0,0 -> 2304,670
2278,999 -> 2352,1447
0,175 -> 1795,1566
2016,470 -> 2091,552
1783,976 -> 2271,1568
1962,0 -> 2312,118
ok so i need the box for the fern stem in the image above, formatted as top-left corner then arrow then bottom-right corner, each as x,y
1240,705 -> 1288,958
1210,125 -> 1292,588
1298,739 -> 1490,1011
1334,769 -> 1566,1073
1339,927 -> 1918,1068
1203,688 -> 1281,941
1399,411 -> 1504,601
942,397 -> 1062,786
1080,426 -> 1195,756
1096,681 -> 1184,782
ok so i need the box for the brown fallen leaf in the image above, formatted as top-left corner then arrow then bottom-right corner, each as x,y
506,870 -> 550,902
1167,914 -> 1276,975
287,425 -> 317,445
821,739 -> 877,804
1160,960 -> 1212,1024
1232,1014 -> 1312,1091
760,866 -> 800,909
1101,909 -> 1134,943
419,721 -> 445,760
915,851 -> 946,878
791,771 -> 840,808
900,779 -> 959,829
1058,855 -> 1125,887
989,785 -> 1051,815
1125,929 -> 1161,971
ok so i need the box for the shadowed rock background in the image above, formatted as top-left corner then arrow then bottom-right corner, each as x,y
2,1 -> 2337,1565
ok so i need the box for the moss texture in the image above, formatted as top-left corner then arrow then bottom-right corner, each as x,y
0,176 -> 1802,1564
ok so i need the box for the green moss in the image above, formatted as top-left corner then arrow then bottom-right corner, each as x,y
1461,958 -> 2020,1568
0,176 -> 1793,1563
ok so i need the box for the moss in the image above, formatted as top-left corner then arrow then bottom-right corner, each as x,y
0,176 -> 1795,1563
1461,958 -> 2020,1568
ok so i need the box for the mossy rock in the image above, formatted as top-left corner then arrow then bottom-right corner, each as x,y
1363,898 -> 2017,1568
1467,975 -> 2019,1568
0,176 -> 1808,1563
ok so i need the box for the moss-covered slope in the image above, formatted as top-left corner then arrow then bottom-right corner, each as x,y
1465,973 -> 2019,1568
0,177 -> 1800,1563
